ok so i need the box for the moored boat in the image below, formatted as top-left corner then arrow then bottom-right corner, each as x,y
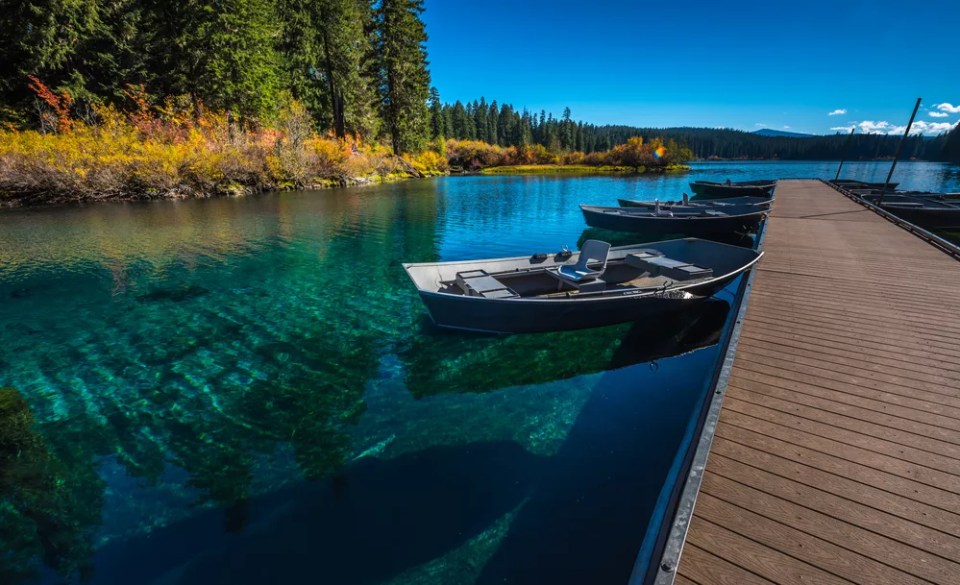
860,194 -> 960,230
831,179 -> 899,191
580,204 -> 767,235
878,190 -> 960,201
403,238 -> 763,334
689,180 -> 776,198
617,196 -> 772,209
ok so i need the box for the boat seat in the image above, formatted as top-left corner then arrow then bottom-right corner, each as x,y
549,240 -> 611,292
625,254 -> 713,281
455,270 -> 519,299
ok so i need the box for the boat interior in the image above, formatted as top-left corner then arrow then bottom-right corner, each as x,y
584,205 -> 764,219
861,194 -> 960,210
405,239 -> 760,301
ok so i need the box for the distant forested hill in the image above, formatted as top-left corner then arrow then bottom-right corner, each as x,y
753,129 -> 815,138
429,97 -> 956,161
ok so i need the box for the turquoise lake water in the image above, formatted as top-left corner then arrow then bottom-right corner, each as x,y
0,160 -> 956,584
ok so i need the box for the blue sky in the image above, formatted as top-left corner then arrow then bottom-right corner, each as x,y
422,0 -> 960,135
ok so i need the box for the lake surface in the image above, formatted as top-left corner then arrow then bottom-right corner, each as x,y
0,160 -> 956,585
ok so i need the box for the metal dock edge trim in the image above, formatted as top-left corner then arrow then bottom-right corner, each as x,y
645,200 -> 770,585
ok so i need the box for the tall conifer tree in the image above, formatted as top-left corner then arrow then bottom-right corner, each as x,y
0,0 -> 99,120
371,0 -> 430,154
428,86 -> 444,138
153,0 -> 283,120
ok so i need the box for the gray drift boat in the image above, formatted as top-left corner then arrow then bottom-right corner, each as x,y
860,194 -> 960,230
617,195 -> 772,210
580,204 -> 767,235
689,180 -> 776,198
831,179 -> 899,191
403,238 -> 762,333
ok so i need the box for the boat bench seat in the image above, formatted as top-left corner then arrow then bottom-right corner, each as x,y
625,254 -> 713,281
455,270 -> 520,299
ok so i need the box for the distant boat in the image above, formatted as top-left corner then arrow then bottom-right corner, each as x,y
617,196 -> 772,210
580,204 -> 767,235
689,180 -> 776,198
403,238 -> 763,334
880,190 -> 960,201
831,179 -> 899,191
860,194 -> 960,230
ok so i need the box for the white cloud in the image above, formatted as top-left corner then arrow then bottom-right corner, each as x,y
783,125 -> 791,129
913,120 -> 959,134
857,120 -> 894,133
828,109 -> 847,116
935,103 -> 960,114
929,111 -> 949,118
754,122 -> 767,127
830,120 -> 958,136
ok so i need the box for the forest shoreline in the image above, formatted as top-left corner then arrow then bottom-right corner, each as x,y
0,117 -> 691,207
0,163 -> 692,208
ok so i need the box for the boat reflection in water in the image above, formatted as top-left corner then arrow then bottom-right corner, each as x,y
577,227 -> 756,249
401,298 -> 731,398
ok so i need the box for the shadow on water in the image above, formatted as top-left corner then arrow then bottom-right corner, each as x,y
576,227 -> 755,249
934,229 -> 960,246
473,289 -> 740,584
401,299 -> 730,397
87,441 -> 546,585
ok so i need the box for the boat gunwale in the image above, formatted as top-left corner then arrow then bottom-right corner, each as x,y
691,179 -> 775,185
616,197 -> 773,209
405,250 -> 763,305
580,204 -> 769,222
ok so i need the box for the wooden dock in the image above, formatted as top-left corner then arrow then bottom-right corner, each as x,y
673,180 -> 960,585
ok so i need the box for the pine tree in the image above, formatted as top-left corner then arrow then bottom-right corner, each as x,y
498,103 -> 514,146
156,0 -> 284,121
315,0 -> 379,137
276,0 -> 325,126
0,0 -> 100,121
371,0 -> 431,154
463,101 -> 476,139
450,100 -> 467,138
942,124 -> 960,164
487,101 -> 498,144
473,97 -> 487,144
561,106 -> 573,151
518,110 -> 532,151
82,0 -> 151,101
428,86 -> 444,138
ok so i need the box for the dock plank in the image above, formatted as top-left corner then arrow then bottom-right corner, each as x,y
676,544 -> 775,585
675,180 -> 960,584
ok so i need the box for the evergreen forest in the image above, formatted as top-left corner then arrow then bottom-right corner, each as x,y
1,0 -> 957,170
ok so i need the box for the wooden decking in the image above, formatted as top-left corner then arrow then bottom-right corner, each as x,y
675,180 -> 960,585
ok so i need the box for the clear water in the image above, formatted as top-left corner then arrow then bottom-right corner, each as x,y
0,160 -> 955,585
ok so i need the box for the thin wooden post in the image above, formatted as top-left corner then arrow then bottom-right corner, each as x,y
834,127 -> 856,181
879,97 -> 922,204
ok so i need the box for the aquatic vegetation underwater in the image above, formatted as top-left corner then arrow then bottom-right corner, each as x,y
0,175 -> 761,584
0,387 -> 102,583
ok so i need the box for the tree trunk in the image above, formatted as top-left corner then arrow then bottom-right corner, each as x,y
321,25 -> 345,138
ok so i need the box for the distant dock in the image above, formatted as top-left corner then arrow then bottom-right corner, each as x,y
660,180 -> 960,584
